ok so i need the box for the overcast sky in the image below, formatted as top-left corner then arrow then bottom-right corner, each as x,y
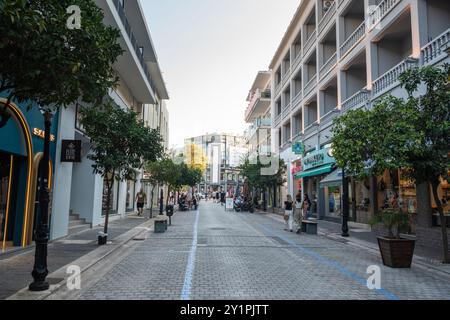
140,0 -> 301,148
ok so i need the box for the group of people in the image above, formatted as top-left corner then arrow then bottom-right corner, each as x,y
283,193 -> 312,233
178,192 -> 199,211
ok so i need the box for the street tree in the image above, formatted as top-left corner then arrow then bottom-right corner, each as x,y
0,0 -> 122,291
331,64 -> 450,263
240,155 -> 286,211
80,102 -> 163,242
145,158 -> 173,217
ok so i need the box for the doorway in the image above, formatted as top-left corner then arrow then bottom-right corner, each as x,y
1,152 -> 19,250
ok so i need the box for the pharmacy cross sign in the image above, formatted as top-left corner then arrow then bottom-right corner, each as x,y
292,142 -> 305,155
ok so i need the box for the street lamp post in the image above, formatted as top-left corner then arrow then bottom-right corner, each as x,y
29,110 -> 53,291
341,168 -> 350,237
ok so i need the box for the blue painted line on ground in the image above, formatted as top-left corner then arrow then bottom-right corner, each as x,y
255,221 -> 400,301
180,210 -> 200,300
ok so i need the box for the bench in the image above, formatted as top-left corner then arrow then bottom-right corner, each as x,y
301,220 -> 318,235
154,216 -> 168,233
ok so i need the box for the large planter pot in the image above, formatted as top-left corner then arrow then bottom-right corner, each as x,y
377,237 -> 416,268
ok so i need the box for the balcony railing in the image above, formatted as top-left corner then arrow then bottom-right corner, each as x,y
304,121 -> 319,136
337,0 -> 350,10
112,0 -> 156,95
282,103 -> 292,119
319,52 -> 337,80
372,58 -> 418,97
320,108 -> 340,126
340,20 -> 366,58
245,89 -> 271,119
282,67 -> 291,85
367,0 -> 401,31
303,30 -> 317,55
292,90 -> 303,108
422,28 -> 450,65
304,74 -> 317,97
274,113 -> 282,127
275,82 -> 282,96
318,1 -> 336,35
292,52 -> 302,71
341,89 -> 370,112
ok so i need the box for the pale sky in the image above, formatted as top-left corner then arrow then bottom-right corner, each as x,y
140,0 -> 301,148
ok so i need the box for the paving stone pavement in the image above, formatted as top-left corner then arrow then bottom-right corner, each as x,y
0,214 -> 148,300
74,202 -> 450,300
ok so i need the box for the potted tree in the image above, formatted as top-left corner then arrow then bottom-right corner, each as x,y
370,206 -> 416,268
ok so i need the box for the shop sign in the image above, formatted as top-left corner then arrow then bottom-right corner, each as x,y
33,128 -> 56,142
302,148 -> 335,171
61,140 -> 81,163
292,142 -> 305,155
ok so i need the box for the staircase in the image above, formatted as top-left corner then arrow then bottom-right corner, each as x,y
68,214 -> 91,235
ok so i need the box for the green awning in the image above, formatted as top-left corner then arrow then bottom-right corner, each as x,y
295,164 -> 334,179
320,169 -> 343,188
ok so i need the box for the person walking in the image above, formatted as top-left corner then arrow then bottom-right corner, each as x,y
284,195 -> 294,232
135,188 -> 147,217
302,194 -> 312,220
294,192 -> 303,233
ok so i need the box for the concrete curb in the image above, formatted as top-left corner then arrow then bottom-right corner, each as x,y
6,215 -> 163,300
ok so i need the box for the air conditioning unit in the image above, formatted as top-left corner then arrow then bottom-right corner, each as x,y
323,0 -> 334,11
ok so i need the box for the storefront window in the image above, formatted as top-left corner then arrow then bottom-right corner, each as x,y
327,186 -> 341,218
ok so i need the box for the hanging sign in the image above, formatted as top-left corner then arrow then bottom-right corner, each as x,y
61,140 -> 81,163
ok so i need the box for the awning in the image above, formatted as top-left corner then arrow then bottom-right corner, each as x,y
320,169 -> 343,188
295,164 -> 334,179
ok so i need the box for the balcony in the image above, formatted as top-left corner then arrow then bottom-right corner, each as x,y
246,118 -> 272,140
304,74 -> 317,98
111,0 -> 157,101
372,58 -> 418,98
340,21 -> 365,59
282,103 -> 292,120
292,52 -> 302,71
274,113 -> 282,128
337,0 -> 350,10
319,52 -> 337,81
341,89 -> 370,112
367,0 -> 401,31
421,28 -> 450,65
320,108 -> 340,127
304,30 -> 317,55
282,68 -> 291,85
318,1 -> 337,36
304,121 -> 319,137
245,89 -> 271,122
292,90 -> 303,109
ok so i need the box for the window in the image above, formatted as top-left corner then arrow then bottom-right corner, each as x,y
119,0 -> 125,8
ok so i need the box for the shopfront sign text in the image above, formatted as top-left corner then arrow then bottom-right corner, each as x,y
33,128 -> 56,142
302,148 -> 335,171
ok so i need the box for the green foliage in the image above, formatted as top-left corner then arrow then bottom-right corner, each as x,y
0,0 -> 123,125
369,207 -> 412,239
79,101 -> 163,182
331,96 -> 419,180
240,154 -> 287,191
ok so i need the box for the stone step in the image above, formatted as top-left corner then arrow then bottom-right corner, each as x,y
69,214 -> 80,221
69,219 -> 88,228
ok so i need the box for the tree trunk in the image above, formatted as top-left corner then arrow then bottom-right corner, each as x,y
431,181 -> 450,263
416,182 -> 433,228
150,185 -> 156,218
104,174 -> 113,235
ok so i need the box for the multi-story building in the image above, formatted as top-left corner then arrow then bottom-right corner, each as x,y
269,0 -> 449,243
184,134 -> 247,195
49,0 -> 169,240
245,71 -> 272,160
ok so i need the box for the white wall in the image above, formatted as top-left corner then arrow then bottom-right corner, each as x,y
50,105 -> 76,240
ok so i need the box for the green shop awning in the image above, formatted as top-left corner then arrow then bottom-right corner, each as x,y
319,169 -> 343,188
295,164 -> 333,179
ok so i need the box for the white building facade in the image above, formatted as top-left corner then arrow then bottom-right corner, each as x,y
269,0 -> 449,226
50,0 -> 169,239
